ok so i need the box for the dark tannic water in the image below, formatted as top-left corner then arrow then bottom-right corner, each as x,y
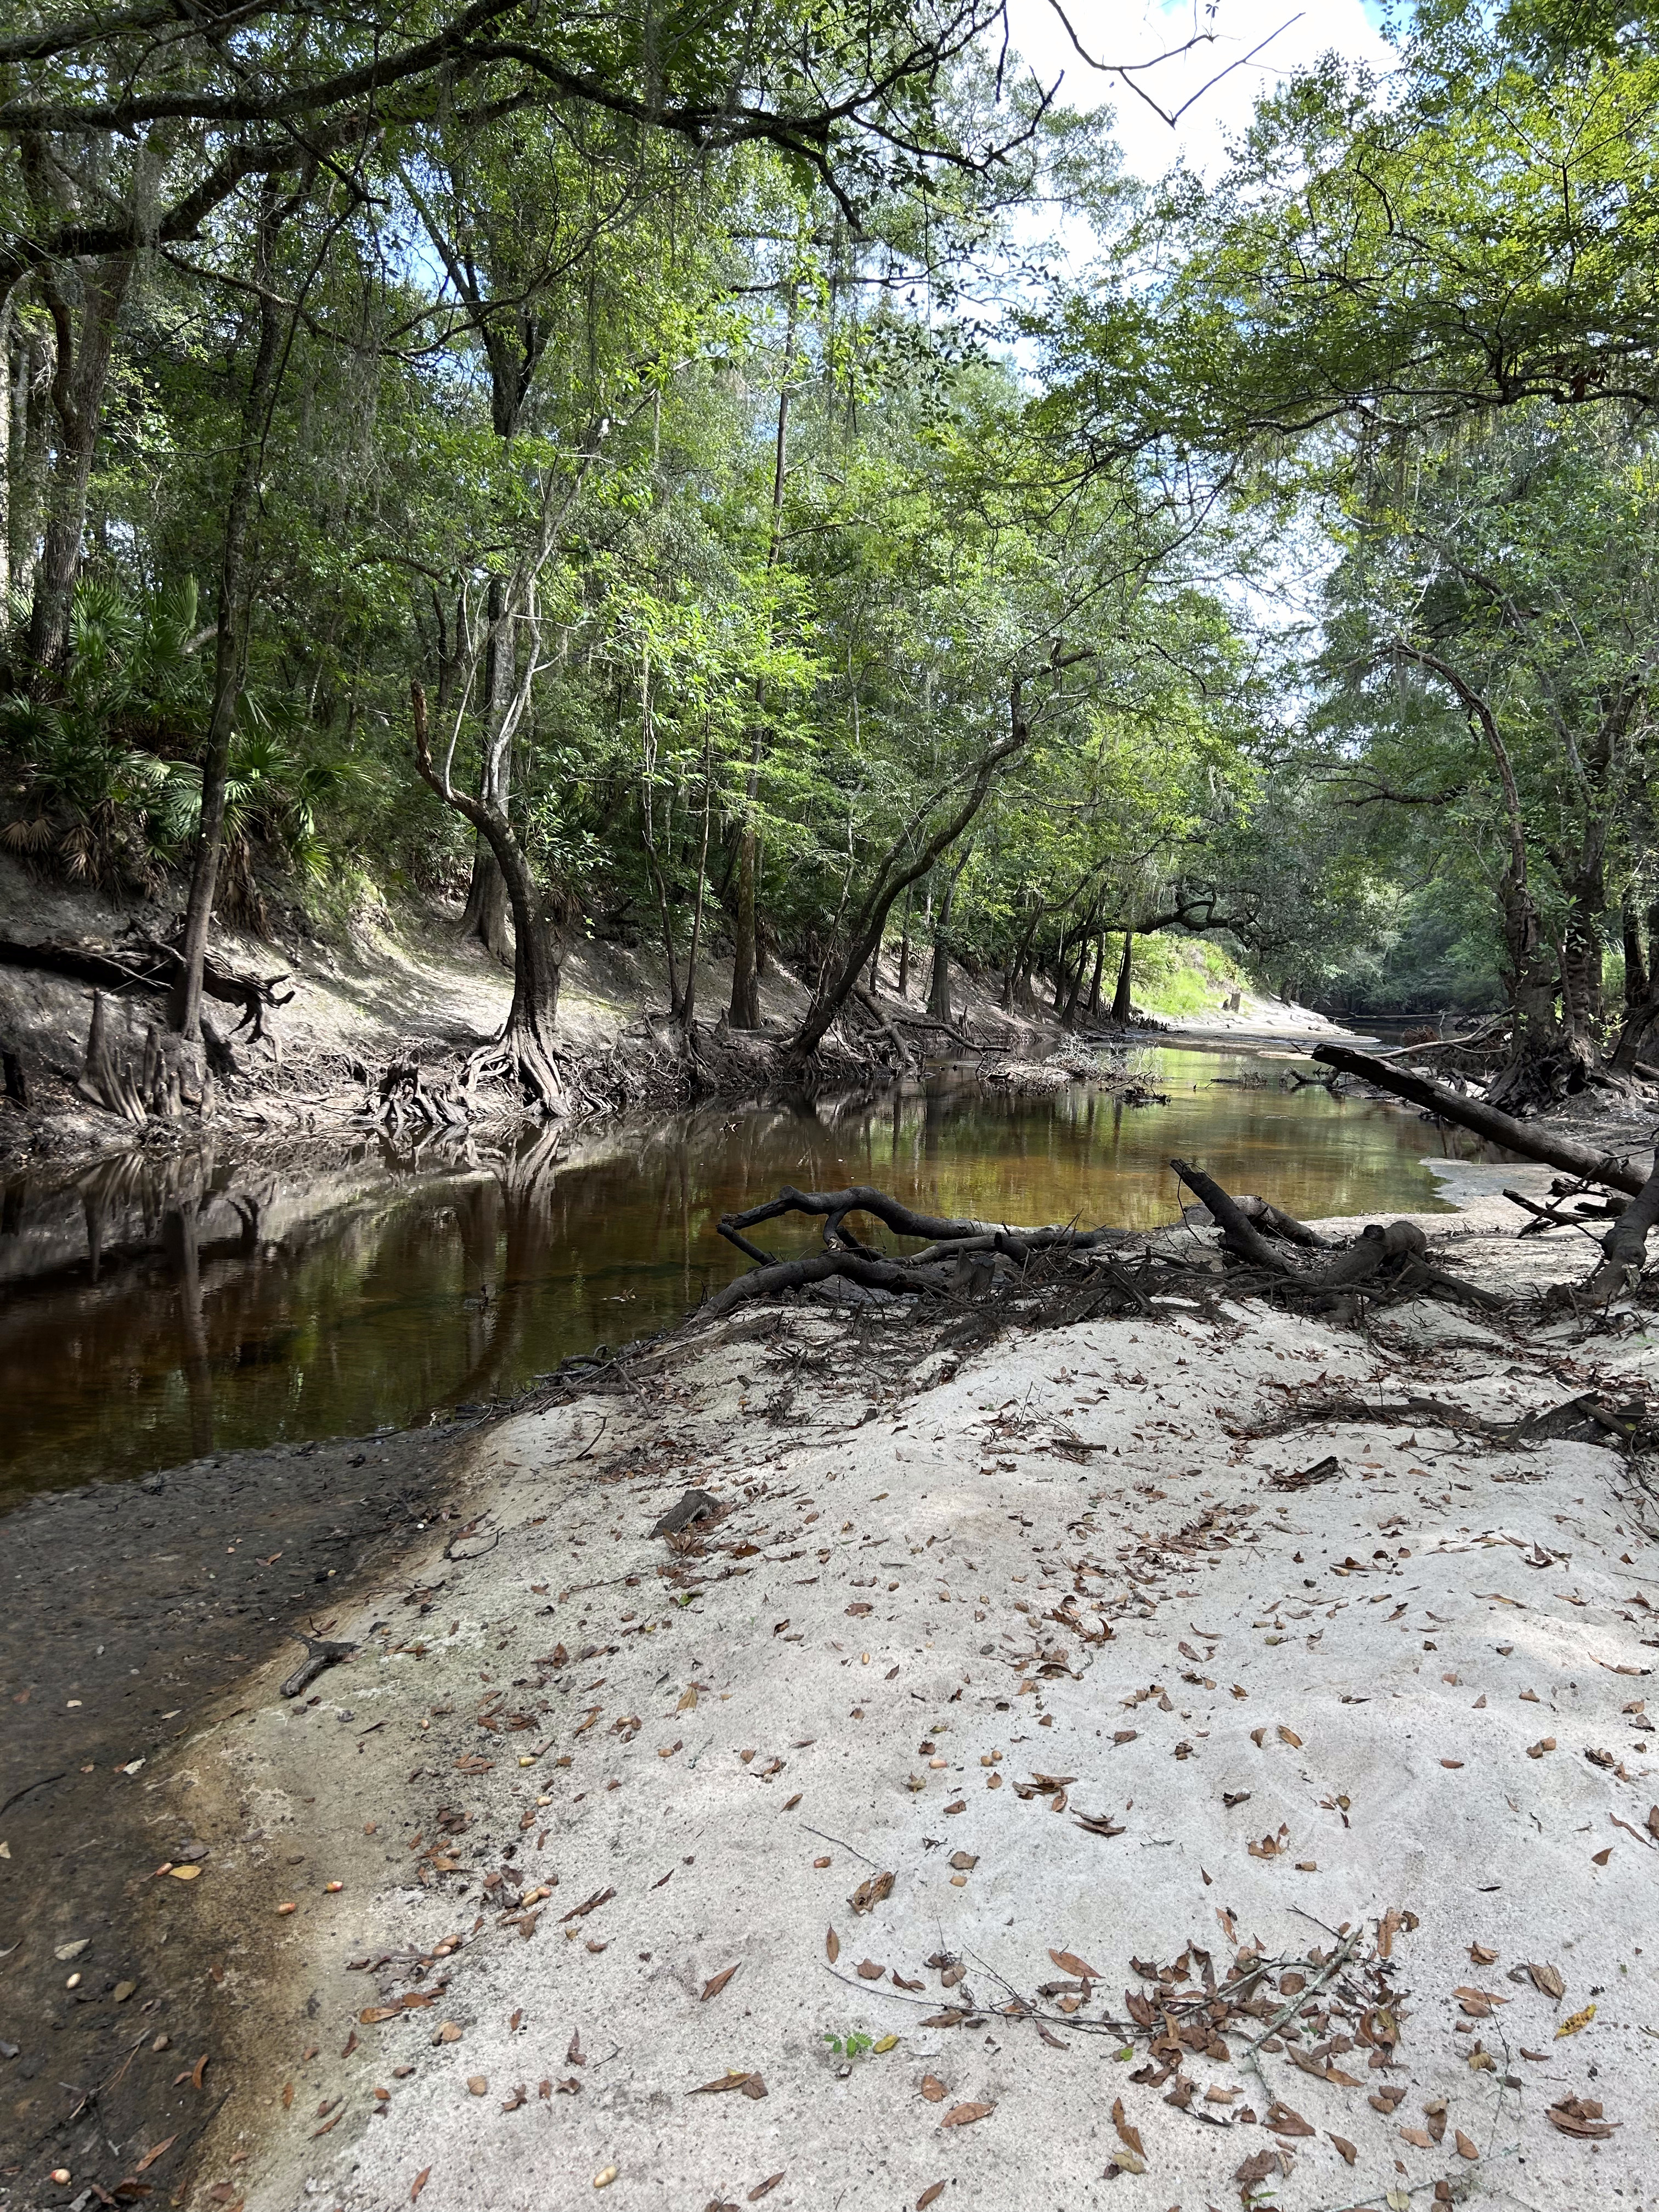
0,1048 -> 1485,1507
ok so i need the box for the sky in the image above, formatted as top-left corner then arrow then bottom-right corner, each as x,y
1002,0 -> 1395,185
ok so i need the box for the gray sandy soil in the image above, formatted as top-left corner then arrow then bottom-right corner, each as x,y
9,1174 -> 1658,2212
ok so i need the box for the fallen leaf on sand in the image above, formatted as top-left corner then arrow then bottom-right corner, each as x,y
1074,1810 -> 1125,1837
1455,2130 -> 1479,2159
918,2187 -> 945,2209
1277,1725 -> 1302,1747
1469,1942 -> 1498,1965
1528,1962 -> 1566,1999
748,2178 -> 783,2203
467,2076 -> 488,2096
941,2101 -> 994,2127
848,1870 -> 894,1915
410,2170 -> 431,2204
281,2083 -> 293,2109
1050,1948 -> 1104,1980
856,1960 -> 884,1979
825,1925 -> 840,1963
1547,2096 -> 1616,2140
701,1965 -> 740,2002
1555,2004 -> 1595,2038
949,1852 -> 977,1871
921,2075 -> 946,2102
134,2136 -> 177,2172
1266,2101 -> 1313,2137
1110,2097 -> 1144,2157
1234,2151 -> 1279,2187
1329,2135 -> 1356,2165
190,2053 -> 208,2090
691,2072 -> 768,2099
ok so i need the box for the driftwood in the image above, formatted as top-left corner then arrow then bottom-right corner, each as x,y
1171,1159 -> 1504,1310
1181,1192 -> 1328,1247
1584,1150 -> 1659,1301
1311,1043 -> 1649,1194
701,1165 -> 1510,1329
280,1632 -> 356,1698
0,932 -> 292,1039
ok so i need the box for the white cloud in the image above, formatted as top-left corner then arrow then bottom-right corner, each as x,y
1003,0 -> 1395,183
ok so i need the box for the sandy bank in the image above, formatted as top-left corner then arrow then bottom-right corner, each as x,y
30,1179 -> 1651,2212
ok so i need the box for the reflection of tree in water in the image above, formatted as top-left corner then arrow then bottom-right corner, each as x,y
1,1069 -> 1462,1500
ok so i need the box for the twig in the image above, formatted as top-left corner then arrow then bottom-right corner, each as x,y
801,1825 -> 879,1867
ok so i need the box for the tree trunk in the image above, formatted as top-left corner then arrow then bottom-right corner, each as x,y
1085,933 -> 1105,1022
896,882 -> 913,1000
24,253 -> 135,678
460,572 -> 516,964
170,195 -> 285,1045
1624,900 -> 1648,1010
729,811 -> 760,1028
413,683 -> 565,1112
680,732 -> 714,1035
926,878 -> 957,1023
729,291 -> 796,1029
1111,932 -> 1133,1023
790,678 -> 1036,1057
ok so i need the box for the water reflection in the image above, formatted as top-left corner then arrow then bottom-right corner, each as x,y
0,1051 -> 1484,1503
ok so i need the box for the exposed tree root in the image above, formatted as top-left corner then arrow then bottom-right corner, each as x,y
694,1163 -> 1519,1335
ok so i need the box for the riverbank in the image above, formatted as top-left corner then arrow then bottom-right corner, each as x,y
0,856 -> 1357,1177
6,1176 -> 1657,2211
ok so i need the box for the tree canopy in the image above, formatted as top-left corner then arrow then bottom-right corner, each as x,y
9,0 -> 1659,1113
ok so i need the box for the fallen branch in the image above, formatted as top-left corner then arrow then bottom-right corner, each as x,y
1311,1045 -> 1647,1194
1583,1148 -> 1659,1301
0,931 -> 291,1039
718,1184 -> 1127,1259
697,1250 -> 952,1323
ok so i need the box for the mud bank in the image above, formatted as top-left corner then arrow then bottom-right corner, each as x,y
9,1177 -> 1658,2211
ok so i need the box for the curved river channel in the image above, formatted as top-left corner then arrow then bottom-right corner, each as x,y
0,1047 -> 1489,1506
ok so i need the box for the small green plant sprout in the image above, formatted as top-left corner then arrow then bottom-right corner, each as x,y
822,2028 -> 874,2061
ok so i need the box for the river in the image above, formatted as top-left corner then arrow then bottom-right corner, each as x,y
0,1047 -> 1486,1506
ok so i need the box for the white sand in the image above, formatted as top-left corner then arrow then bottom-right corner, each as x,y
163,1189 -> 1659,2212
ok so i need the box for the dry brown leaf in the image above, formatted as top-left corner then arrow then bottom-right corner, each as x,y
949,1852 -> 977,1871
1398,2126 -> 1433,2148
467,2075 -> 488,2096
848,1870 -> 894,1915
940,2101 -> 994,2128
917,2187 -> 945,2209
1328,2135 -> 1357,2166
1469,1942 -> 1498,1965
134,2136 -> 177,2174
1547,2096 -> 1616,2140
281,2083 -> 294,2111
825,1925 -> 840,1964
1277,1725 -> 1302,1747
748,2175 -> 784,2202
1528,1962 -> 1566,2000
1050,1948 -> 1104,1980
920,2075 -> 947,2103
1454,2130 -> 1480,2160
190,2053 -> 208,2091
701,1965 -> 740,2003
410,2170 -> 431,2205
856,1959 -> 885,1980
1110,2096 -> 1144,2157
1266,2101 -> 1314,2138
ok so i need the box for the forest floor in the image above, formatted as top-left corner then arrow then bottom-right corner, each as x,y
7,1176 -> 1659,2212
0,856 -> 1350,1175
